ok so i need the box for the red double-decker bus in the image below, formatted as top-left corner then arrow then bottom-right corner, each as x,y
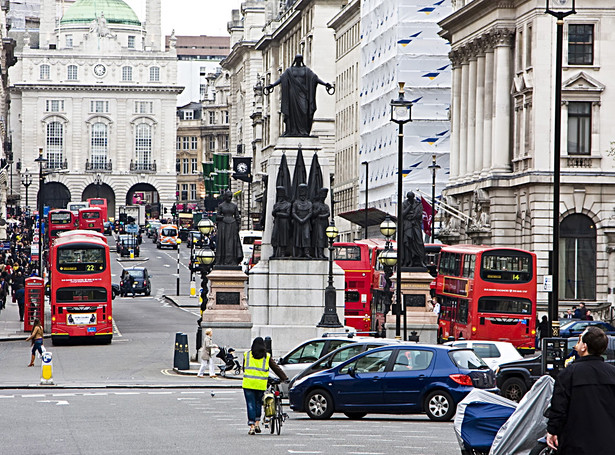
48,209 -> 77,242
50,232 -> 113,344
78,206 -> 104,233
434,245 -> 537,352
87,198 -> 108,222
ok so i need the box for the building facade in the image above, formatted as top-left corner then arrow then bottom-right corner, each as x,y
439,0 -> 615,314
10,0 -> 181,218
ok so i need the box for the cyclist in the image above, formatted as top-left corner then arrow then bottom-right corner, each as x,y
242,337 -> 288,435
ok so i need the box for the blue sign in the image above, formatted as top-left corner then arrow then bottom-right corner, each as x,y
125,224 -> 139,234
0,241 -> 11,251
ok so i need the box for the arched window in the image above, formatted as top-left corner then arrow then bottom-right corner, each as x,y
91,122 -> 108,169
46,121 -> 64,169
560,213 -> 596,300
135,123 -> 152,169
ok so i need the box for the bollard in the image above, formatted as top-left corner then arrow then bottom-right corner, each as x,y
40,351 -> 54,385
130,248 -> 134,259
173,332 -> 190,370
189,280 -> 196,298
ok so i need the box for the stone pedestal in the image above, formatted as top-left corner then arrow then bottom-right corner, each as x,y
201,267 -> 253,350
385,271 -> 438,343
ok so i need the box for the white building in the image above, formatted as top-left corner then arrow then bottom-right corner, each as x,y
10,0 -> 182,218
439,0 -> 615,315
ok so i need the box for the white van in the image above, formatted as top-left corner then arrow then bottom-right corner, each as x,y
239,230 -> 262,270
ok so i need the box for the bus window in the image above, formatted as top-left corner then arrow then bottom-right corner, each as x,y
481,252 -> 532,283
457,299 -> 468,324
82,211 -> 101,219
345,291 -> 360,302
439,252 -> 462,276
477,297 -> 532,315
56,287 -> 107,303
57,246 -> 106,272
462,255 -> 475,278
334,246 -> 361,261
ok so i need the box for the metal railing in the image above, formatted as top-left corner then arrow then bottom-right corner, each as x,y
85,159 -> 113,172
130,160 -> 157,172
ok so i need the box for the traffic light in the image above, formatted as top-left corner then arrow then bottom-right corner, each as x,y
164,208 -> 168,214
171,203 -> 177,216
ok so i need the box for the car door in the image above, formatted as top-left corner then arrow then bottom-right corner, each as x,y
382,348 -> 435,410
332,348 -> 393,410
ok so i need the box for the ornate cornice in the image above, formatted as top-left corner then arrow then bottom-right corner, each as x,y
10,84 -> 183,94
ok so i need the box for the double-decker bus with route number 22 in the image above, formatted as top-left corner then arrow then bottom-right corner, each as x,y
50,231 -> 113,344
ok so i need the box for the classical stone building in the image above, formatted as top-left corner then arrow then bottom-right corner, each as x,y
10,0 -> 181,218
439,0 -> 615,314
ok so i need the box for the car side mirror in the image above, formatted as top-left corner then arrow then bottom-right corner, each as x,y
347,366 -> 356,378
278,357 -> 285,365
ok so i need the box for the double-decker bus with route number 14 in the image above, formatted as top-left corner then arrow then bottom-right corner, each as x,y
50,231 -> 113,344
434,245 -> 537,353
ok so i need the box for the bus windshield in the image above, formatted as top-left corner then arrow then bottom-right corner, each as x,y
50,212 -> 72,224
477,297 -> 532,315
480,252 -> 532,283
57,246 -> 106,272
82,212 -> 101,219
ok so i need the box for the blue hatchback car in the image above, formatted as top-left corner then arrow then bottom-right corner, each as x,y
288,344 -> 497,421
559,320 -> 615,338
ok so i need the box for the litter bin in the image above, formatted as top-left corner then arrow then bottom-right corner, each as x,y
173,332 -> 190,370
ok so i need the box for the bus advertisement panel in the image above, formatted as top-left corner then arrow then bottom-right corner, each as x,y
86,198 -> 108,222
50,233 -> 112,344
434,245 -> 537,352
48,209 -> 77,241
78,207 -> 104,233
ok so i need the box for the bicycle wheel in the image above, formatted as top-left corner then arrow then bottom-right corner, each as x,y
276,415 -> 282,435
269,416 -> 277,434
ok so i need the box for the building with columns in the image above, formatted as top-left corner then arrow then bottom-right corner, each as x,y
439,0 -> 615,314
9,0 -> 181,218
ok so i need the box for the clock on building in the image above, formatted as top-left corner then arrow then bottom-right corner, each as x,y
93,64 -> 107,77
237,162 -> 249,174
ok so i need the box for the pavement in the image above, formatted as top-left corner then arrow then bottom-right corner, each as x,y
0,298 -> 28,342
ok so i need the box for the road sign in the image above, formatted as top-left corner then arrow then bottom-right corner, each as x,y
125,224 -> 139,234
543,275 -> 553,292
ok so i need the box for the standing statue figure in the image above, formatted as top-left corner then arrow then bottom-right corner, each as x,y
271,187 -> 292,258
215,190 -> 243,266
292,184 -> 313,258
264,54 -> 334,137
401,192 -> 426,268
311,188 -> 330,259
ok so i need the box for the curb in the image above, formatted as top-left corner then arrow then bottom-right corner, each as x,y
162,294 -> 200,308
0,382 -> 242,390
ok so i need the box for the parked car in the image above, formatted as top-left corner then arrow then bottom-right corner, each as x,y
444,340 -> 524,371
111,283 -> 120,299
558,320 -> 615,338
121,267 -> 152,296
496,335 -> 615,402
289,344 -> 496,421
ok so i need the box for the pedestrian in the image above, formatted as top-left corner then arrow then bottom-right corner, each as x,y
0,274 -> 8,309
242,337 -> 289,435
197,328 -> 218,378
15,283 -> 25,322
571,305 -> 578,318
585,310 -> 594,321
195,317 -> 203,360
25,318 -> 44,367
537,315 -> 550,348
128,272 -> 136,298
547,326 -> 615,454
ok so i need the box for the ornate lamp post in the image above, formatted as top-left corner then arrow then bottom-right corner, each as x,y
21,170 -> 32,213
545,0 -> 576,337
318,222 -> 343,328
390,82 -> 413,339
195,218 -> 215,285
378,215 -> 397,336
34,148 -> 48,278
427,154 -> 440,244
194,247 -> 216,312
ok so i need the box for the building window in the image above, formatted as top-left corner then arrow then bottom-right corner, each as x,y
46,122 -> 64,169
91,122 -> 108,168
176,158 -> 180,173
122,66 -> 133,81
190,184 -> 197,200
182,158 -> 189,174
182,137 -> 190,150
567,102 -> 591,155
65,35 -> 73,48
128,35 -> 135,49
40,64 -> 50,80
181,184 -> 188,201
184,110 -> 194,120
67,65 -> 78,81
191,137 -> 198,150
191,158 -> 198,174
150,66 -> 160,82
568,24 -> 594,65
200,84 -> 207,100
90,100 -> 109,113
209,136 -> 215,151
209,111 -> 216,125
134,101 -> 153,114
560,213 -> 596,300
135,123 -> 152,166
176,137 -> 181,150
224,111 -> 229,123
222,135 -> 229,150
45,100 -> 64,112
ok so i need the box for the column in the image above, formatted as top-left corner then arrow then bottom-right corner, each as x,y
482,45 -> 494,173
475,45 -> 486,175
466,50 -> 477,177
492,29 -> 513,172
459,52 -> 469,179
450,52 -> 462,181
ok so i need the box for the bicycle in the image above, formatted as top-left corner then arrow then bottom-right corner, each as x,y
263,377 -> 288,435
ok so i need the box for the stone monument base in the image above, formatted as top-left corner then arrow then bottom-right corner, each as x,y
201,267 -> 253,350
385,271 -> 438,343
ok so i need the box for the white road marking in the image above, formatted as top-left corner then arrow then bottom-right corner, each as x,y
112,392 -> 140,395
52,393 -> 76,397
288,451 -> 321,454
22,394 -> 46,398
147,391 -> 173,395
180,391 -> 205,394
38,400 -> 69,405
0,395 -> 14,399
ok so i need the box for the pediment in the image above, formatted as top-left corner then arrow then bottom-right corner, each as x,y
562,71 -> 605,92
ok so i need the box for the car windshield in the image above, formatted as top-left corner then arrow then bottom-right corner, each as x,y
449,349 -> 489,370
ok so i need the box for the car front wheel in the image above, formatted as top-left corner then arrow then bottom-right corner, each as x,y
305,389 -> 334,420
501,377 -> 528,403
424,390 -> 455,421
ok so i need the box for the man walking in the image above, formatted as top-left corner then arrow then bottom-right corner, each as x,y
547,326 -> 615,454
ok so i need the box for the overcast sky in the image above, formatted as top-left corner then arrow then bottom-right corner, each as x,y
124,0 -> 242,37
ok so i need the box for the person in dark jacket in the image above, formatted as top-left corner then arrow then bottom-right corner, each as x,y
547,326 -> 615,454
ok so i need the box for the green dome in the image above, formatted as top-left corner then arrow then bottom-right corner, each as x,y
60,0 -> 141,26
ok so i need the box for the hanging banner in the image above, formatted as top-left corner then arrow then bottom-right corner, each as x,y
421,196 -> 436,238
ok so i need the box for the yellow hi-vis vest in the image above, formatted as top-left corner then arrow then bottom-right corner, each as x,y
242,351 -> 270,390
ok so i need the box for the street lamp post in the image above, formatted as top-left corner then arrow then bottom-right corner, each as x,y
21,170 -> 32,213
196,218 -> 215,299
176,238 -> 182,295
545,0 -> 576,336
317,222 -> 343,328
34,148 -> 48,278
194,247 -> 215,313
94,173 -> 102,198
362,161 -> 369,239
390,82 -> 413,340
427,154 -> 440,244
378,215 -> 397,336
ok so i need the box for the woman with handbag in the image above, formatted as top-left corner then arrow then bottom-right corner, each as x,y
197,328 -> 218,378
26,318 -> 44,367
